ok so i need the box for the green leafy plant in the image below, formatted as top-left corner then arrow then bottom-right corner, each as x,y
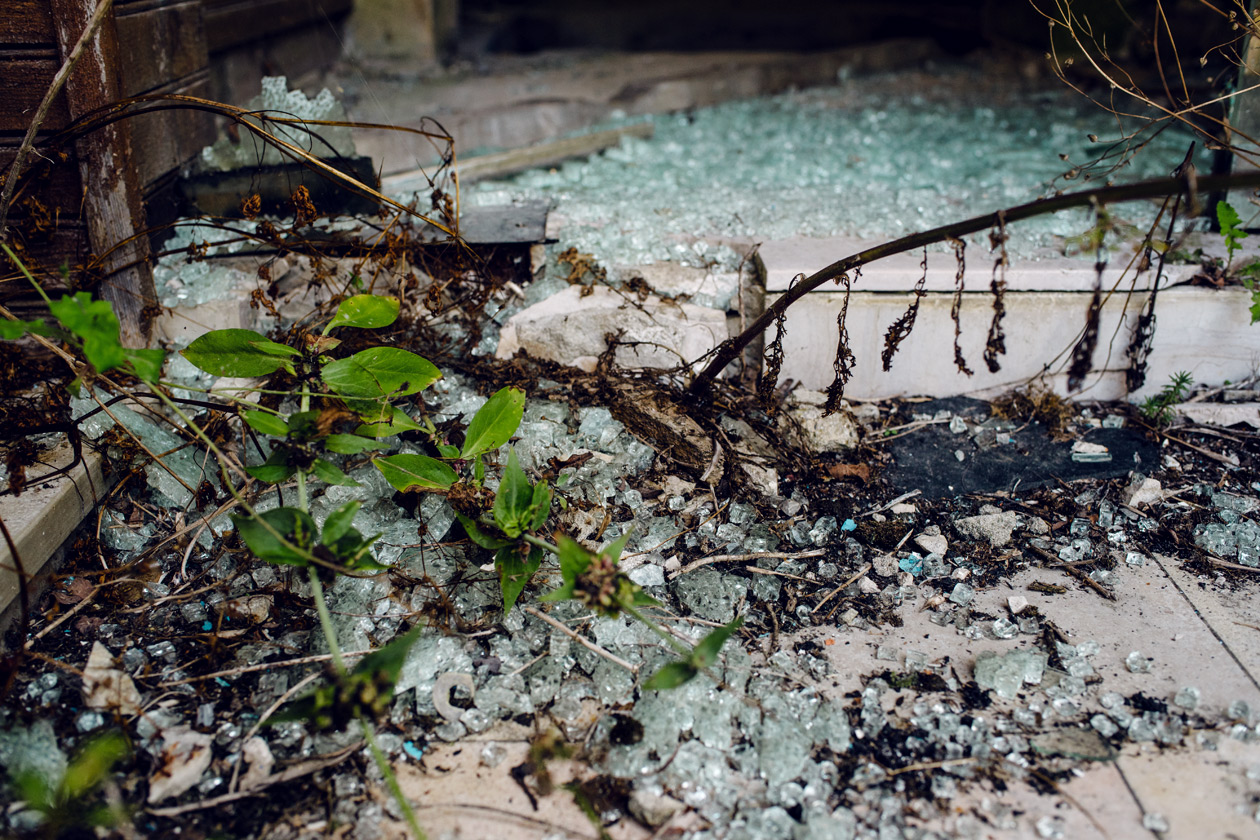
1211,201 -> 1260,325
1139,370 -> 1193,425
1217,200 -> 1248,271
9,731 -> 130,838
2,244 -> 745,836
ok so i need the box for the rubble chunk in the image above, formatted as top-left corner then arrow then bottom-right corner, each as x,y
954,510 -> 1019,547
495,284 -> 727,371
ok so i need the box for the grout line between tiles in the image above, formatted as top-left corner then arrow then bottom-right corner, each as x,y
1149,553 -> 1260,695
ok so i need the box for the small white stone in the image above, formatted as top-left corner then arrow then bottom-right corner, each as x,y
915,533 -> 949,557
1122,475 -> 1164,508
1008,595 -> 1029,615
951,567 -> 971,581
872,554 -> 898,576
857,576 -> 880,594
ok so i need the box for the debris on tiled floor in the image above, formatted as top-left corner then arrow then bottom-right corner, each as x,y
2,57 -> 1260,840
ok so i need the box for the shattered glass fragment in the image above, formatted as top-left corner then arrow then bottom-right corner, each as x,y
1125,651 -> 1152,673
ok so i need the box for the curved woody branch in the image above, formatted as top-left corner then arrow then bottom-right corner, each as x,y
687,169 -> 1260,397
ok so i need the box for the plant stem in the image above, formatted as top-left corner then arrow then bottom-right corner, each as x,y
308,567 -> 343,675
297,387 -> 311,512
358,717 -> 427,839
620,601 -> 692,657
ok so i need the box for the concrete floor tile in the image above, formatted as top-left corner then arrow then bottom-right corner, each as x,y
1116,737 -> 1260,839
397,724 -> 650,840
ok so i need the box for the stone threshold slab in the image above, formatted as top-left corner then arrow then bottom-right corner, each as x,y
0,442 -> 112,644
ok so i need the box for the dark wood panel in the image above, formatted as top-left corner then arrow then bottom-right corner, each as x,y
0,0 -> 55,46
0,143 -> 84,207
202,0 -> 351,51
126,73 -> 215,186
115,1 -> 209,97
0,58 -> 69,131
0,223 -> 90,287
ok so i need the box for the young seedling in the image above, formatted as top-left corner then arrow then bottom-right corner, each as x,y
1139,370 -> 1193,426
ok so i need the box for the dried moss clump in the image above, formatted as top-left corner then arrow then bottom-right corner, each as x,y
991,385 -> 1074,438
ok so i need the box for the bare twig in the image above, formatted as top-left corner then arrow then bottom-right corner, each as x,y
670,548 -> 826,580
1026,543 -> 1117,600
812,562 -> 872,614
147,743 -> 361,817
156,648 -> 375,687
522,606 -> 638,674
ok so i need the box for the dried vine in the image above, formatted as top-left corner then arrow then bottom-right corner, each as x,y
823,269 -> 859,415
1127,176 -> 1186,392
880,247 -> 927,371
755,275 -> 795,412
687,168 -> 1256,398
983,213 -> 1009,373
947,237 -> 974,377
1067,214 -> 1108,392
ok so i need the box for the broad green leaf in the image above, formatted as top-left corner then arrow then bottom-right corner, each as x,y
643,661 -> 699,691
373,453 -> 458,492
461,386 -> 525,458
49,293 -> 125,373
182,329 -> 297,377
322,347 -> 440,400
324,433 -> 382,454
630,589 -> 665,609
492,449 -> 532,537
1219,200 -> 1245,242
0,317 -> 45,340
352,625 -> 422,686
436,443 -> 461,459
526,479 -> 553,532
455,512 -> 512,550
539,534 -> 593,602
124,348 -> 166,382
60,731 -> 129,802
245,448 -> 296,483
233,507 -> 317,566
245,463 -> 297,483
354,410 -> 424,437
601,527 -> 633,564
692,617 -> 744,669
324,294 -> 399,334
496,544 -> 543,614
241,408 -> 290,437
312,458 -> 360,486
346,400 -> 424,436
322,500 -> 361,546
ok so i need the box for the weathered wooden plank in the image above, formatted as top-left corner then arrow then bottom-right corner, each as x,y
202,0 -> 352,51
126,72 -> 215,187
50,0 -> 155,346
114,0 -> 209,97
0,0 -> 55,45
381,123 -> 657,193
0,58 -> 70,132
0,224 -> 90,296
